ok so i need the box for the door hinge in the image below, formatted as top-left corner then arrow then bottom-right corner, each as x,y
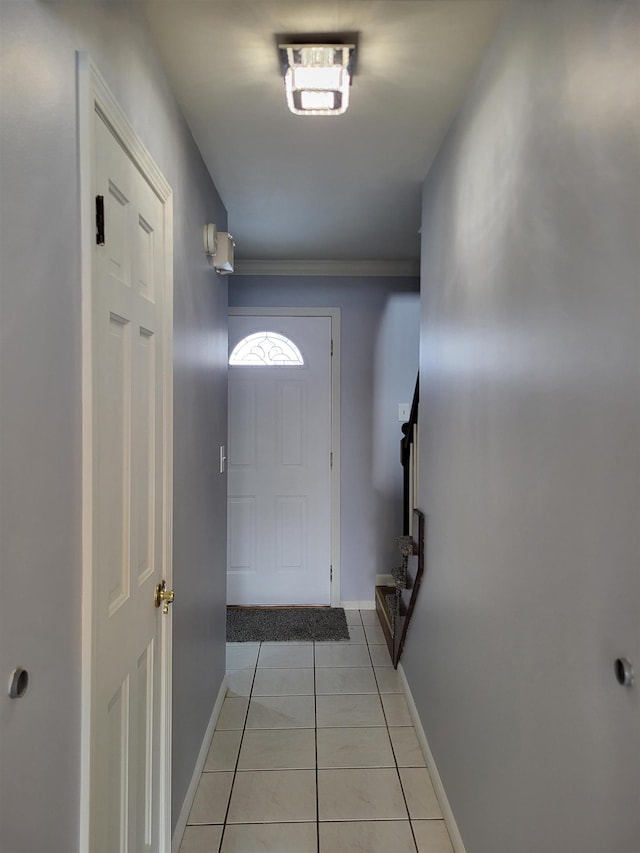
330,452 -> 333,469
330,565 -> 333,582
96,195 -> 105,245
331,339 -> 333,357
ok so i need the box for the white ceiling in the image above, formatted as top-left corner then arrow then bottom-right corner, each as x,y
142,1 -> 505,267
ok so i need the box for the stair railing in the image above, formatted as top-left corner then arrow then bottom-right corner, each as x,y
376,374 -> 423,667
401,374 -> 419,536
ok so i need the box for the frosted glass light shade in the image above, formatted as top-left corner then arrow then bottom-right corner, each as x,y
300,90 -> 336,110
279,43 -> 355,116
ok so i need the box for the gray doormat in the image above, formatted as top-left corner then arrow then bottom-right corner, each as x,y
227,607 -> 350,642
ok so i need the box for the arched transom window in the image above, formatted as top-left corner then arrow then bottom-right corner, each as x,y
229,331 -> 304,366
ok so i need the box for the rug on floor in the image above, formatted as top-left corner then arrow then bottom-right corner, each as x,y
226,606 -> 350,642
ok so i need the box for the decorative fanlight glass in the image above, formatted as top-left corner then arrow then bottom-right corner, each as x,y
278,43 -> 355,116
229,332 -> 304,366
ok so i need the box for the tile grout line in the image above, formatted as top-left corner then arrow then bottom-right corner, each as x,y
367,610 -> 420,853
314,640 -> 320,853
217,644 -> 260,853
385,686 -> 419,852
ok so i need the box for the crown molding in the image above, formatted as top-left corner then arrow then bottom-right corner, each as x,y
232,259 -> 420,278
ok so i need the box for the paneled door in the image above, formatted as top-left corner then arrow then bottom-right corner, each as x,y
227,315 -> 332,605
81,58 -> 173,853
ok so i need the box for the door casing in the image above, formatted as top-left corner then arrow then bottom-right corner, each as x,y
228,307 -> 341,606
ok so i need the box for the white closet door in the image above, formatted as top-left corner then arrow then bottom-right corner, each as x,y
90,105 -> 170,853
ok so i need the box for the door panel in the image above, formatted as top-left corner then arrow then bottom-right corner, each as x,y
228,381 -> 256,467
277,496 -> 307,570
228,315 -> 332,605
228,497 -> 257,572
278,381 -> 305,465
99,311 -> 131,615
133,327 -> 156,586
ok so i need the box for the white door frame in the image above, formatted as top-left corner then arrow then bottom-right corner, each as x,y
228,307 -> 341,606
78,53 -> 174,850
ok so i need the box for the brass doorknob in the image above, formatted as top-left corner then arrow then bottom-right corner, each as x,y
154,580 -> 175,614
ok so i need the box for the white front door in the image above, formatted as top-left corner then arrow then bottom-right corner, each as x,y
227,315 -> 332,605
81,59 -> 173,853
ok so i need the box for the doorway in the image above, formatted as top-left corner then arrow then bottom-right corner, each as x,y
227,309 -> 341,606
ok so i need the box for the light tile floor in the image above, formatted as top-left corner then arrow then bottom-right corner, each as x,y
180,610 -> 454,853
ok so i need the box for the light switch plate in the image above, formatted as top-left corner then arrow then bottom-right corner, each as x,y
398,403 -> 410,422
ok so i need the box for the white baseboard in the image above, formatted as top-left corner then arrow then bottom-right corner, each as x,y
397,663 -> 467,853
171,675 -> 228,853
340,600 -> 375,610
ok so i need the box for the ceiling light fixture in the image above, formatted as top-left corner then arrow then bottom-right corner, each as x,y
278,42 -> 356,116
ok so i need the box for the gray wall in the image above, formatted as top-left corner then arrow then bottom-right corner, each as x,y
229,276 -> 419,602
402,1 -> 640,851
0,3 -> 228,850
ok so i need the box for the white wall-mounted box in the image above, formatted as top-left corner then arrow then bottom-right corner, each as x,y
214,232 -> 235,275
